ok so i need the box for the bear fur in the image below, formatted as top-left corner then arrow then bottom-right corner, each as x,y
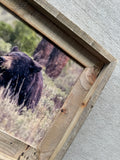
0,46 -> 43,112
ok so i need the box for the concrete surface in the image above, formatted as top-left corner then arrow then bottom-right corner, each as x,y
46,0 -> 120,160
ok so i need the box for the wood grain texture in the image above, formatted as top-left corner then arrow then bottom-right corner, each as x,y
0,0 -> 117,160
0,131 -> 39,160
37,66 -> 104,160
0,0 -> 104,68
52,61 -> 117,160
29,0 -> 116,64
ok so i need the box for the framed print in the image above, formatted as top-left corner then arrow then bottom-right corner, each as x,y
0,0 -> 117,160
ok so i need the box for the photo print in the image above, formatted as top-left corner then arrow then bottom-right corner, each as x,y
0,6 -> 84,147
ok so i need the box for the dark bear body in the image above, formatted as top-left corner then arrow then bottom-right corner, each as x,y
0,46 -> 43,112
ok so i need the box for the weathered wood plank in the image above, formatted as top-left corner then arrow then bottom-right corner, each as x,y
0,1 -> 117,160
0,0 -> 104,68
0,131 -> 39,160
51,61 -> 117,160
29,0 -> 116,63
0,131 -> 26,159
38,67 -> 99,160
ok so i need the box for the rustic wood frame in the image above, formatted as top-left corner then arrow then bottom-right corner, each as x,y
0,0 -> 117,160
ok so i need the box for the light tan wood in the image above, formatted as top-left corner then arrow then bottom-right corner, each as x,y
0,1 -> 117,160
80,66 -> 99,90
0,131 -> 39,160
37,67 -> 100,160
52,61 -> 117,160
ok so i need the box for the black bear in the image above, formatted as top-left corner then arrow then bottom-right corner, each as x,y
0,46 -> 43,112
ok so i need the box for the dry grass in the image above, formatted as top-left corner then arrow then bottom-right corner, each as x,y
0,62 -> 83,148
0,7 -> 84,148
0,83 -> 59,148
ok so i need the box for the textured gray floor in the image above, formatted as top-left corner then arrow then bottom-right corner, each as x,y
46,0 -> 120,160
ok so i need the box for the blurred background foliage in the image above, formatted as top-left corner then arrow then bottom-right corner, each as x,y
0,38 -> 11,55
0,21 -> 41,56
